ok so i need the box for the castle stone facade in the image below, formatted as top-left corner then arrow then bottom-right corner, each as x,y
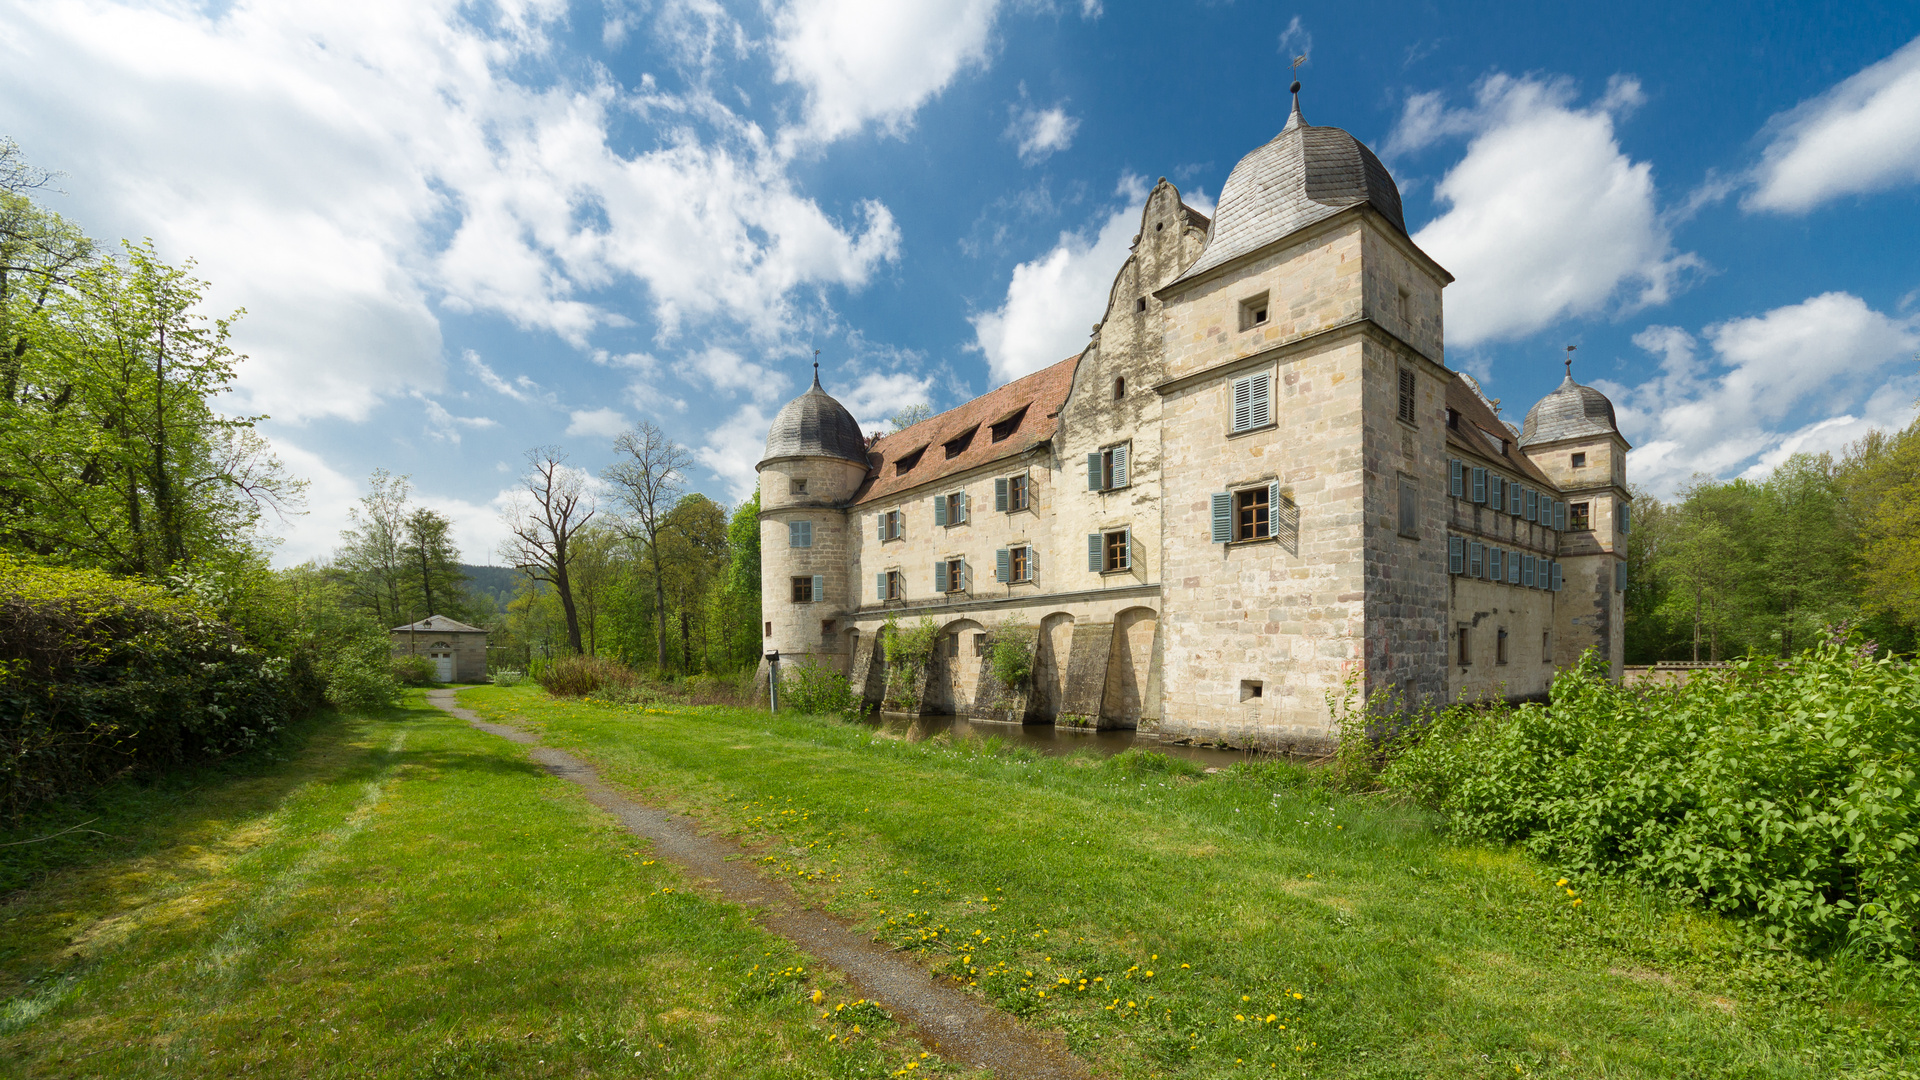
756,90 -> 1629,751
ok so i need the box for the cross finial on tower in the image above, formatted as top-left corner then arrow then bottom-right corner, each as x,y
1564,344 -> 1577,379
812,349 -> 821,388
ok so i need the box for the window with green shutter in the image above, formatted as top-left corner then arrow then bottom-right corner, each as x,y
1449,536 -> 1464,574
1472,468 -> 1487,504
996,548 -> 1010,582
1087,452 -> 1102,491
933,494 -> 947,527
812,574 -> 825,600
1489,474 -> 1504,512
1469,542 -> 1483,577
995,477 -> 1008,511
876,573 -> 886,601
1522,553 -> 1534,587
788,520 -> 812,547
934,561 -> 948,592
1087,533 -> 1102,571
1232,372 -> 1271,431
1449,458 -> 1464,497
1211,492 -> 1232,543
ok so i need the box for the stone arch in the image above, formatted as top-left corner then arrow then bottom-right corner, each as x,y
1029,612 -> 1075,722
924,618 -> 985,715
1102,606 -> 1160,729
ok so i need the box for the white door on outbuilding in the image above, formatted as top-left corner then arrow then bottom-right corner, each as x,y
434,653 -> 453,681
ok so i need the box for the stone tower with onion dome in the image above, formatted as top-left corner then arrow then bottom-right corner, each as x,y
754,365 -> 869,691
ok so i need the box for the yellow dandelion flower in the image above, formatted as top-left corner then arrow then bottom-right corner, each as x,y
1556,878 -> 1569,887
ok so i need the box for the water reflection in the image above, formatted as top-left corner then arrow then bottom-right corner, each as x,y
867,711 -> 1278,770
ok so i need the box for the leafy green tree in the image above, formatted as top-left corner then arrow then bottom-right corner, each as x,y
401,506 -> 468,622
336,469 -> 410,624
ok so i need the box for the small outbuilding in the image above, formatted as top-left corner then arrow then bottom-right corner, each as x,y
390,615 -> 489,683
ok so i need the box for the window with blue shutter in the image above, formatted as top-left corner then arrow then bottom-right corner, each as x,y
1469,542 -> 1483,577
933,494 -> 947,527
1490,474 -> 1504,512
1525,489 -> 1537,521
1522,553 -> 1534,587
1509,552 -> 1521,585
812,574 -> 825,601
788,520 -> 811,548
1621,503 -> 1631,534
1211,493 -> 1232,543
1449,536 -> 1464,574
1616,562 -> 1626,592
877,514 -> 886,540
1087,533 -> 1102,572
1489,548 -> 1502,582
1111,443 -> 1128,487
1231,372 -> 1272,432
1268,481 -> 1283,537
1551,562 -> 1564,591
957,491 -> 969,524
995,477 -> 1008,511
1472,468 -> 1487,504
1449,459 -> 1464,497
1554,501 -> 1566,531
1120,528 -> 1132,570
934,561 -> 948,593
876,573 -> 886,601
1087,452 -> 1102,490
996,548 -> 1010,582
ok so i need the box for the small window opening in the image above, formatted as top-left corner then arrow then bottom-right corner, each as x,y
1113,376 -> 1126,399
1446,407 -> 1459,430
789,478 -> 807,495
1134,297 -> 1147,312
1240,679 -> 1263,701
1239,292 -> 1270,332
1571,452 -> 1587,468
1009,544 -> 1031,582
1496,628 -> 1509,665
764,622 -> 772,637
945,491 -> 966,524
1569,501 -> 1591,530
1154,221 -> 1164,232
1542,631 -> 1552,663
1103,530 -> 1130,572
1234,486 -> 1270,541
1394,287 -> 1410,325
821,620 -> 835,641
944,557 -> 965,594
886,570 -> 903,601
974,633 -> 988,656
947,634 -> 960,658
1458,626 -> 1472,666
790,576 -> 815,603
1397,369 -> 1417,425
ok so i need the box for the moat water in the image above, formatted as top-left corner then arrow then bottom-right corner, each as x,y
866,711 -> 1280,770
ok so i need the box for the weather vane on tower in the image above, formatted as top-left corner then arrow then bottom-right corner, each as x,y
1565,344 -> 1577,379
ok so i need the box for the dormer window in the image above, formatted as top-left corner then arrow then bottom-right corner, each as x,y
894,446 -> 925,474
1238,292 -> 1270,332
1446,408 -> 1459,430
990,407 -> 1027,443
943,426 -> 977,459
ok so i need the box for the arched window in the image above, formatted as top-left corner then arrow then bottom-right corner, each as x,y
1113,376 -> 1126,400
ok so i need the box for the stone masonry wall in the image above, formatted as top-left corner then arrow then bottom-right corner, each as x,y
759,455 -> 869,676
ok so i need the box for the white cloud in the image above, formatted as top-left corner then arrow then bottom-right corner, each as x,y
696,404 -> 774,499
770,0 -> 1002,144
970,177 -> 1144,384
1747,35 -> 1920,213
417,395 -> 499,444
1277,15 -> 1312,66
1614,292 -> 1920,495
466,350 -> 549,404
838,370 -> 934,432
674,346 -> 791,404
1007,101 -> 1080,164
0,0 -> 901,425
1392,74 -> 1697,347
566,407 -> 631,438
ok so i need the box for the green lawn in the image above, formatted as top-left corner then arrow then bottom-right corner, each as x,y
455,685 -> 1917,1080
0,694 -> 927,1079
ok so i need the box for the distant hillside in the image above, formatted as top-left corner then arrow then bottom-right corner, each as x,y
459,564 -> 530,611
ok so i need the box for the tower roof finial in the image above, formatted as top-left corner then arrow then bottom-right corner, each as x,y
1564,344 -> 1576,380
812,348 -> 821,389
1286,77 -> 1304,129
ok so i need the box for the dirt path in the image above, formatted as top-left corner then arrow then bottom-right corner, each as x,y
426,690 -> 1089,1080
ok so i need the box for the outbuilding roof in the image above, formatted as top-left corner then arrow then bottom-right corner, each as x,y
390,615 -> 487,633
851,355 -> 1079,506
1172,89 -> 1406,287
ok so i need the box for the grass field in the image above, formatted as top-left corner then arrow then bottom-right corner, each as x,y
455,686 -> 1916,1080
0,686 -> 1911,1079
0,694 -> 926,1079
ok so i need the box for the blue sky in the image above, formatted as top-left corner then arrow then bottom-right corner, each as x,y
3,0 -> 1917,566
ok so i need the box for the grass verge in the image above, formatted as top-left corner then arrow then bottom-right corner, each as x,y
462,686 -> 1920,1079
0,692 -> 930,1078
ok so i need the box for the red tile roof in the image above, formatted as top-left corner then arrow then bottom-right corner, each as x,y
851,354 -> 1080,506
1444,373 -> 1557,489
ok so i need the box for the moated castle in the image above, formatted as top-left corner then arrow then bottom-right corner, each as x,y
754,88 -> 1630,752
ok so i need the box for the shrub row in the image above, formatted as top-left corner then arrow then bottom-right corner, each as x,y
533,654 -> 752,707
1375,646 -> 1919,969
0,554 -> 297,816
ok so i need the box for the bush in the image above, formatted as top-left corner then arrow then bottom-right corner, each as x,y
987,624 -> 1033,688
0,553 -> 296,816
780,658 -> 854,718
491,670 -> 524,687
882,616 -> 940,711
326,654 -> 402,714
391,655 -> 436,686
1378,646 -> 1920,969
536,655 -> 639,698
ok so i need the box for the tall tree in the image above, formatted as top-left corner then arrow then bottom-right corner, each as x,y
401,505 -> 466,621
337,469 -> 411,624
657,494 -> 729,673
603,422 -> 690,672
500,447 -> 594,654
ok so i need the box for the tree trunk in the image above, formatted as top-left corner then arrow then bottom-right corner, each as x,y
650,537 -> 668,672
680,604 -> 691,673
1691,585 -> 1701,663
418,545 -> 435,617
553,536 -> 584,654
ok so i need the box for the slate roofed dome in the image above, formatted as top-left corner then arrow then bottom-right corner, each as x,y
1521,373 -> 1621,447
761,368 -> 869,467
1174,84 -> 1407,285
